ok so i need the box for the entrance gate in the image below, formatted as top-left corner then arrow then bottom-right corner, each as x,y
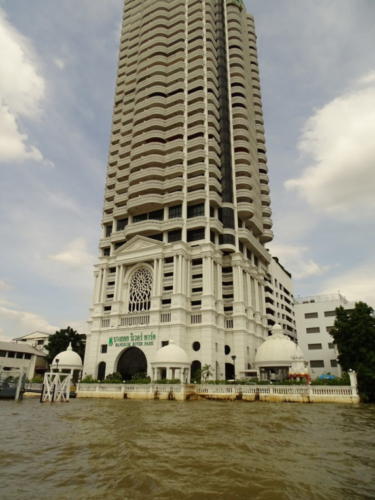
117,347 -> 147,381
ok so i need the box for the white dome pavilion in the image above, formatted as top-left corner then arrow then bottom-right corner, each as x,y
151,341 -> 190,383
255,324 -> 308,380
52,342 -> 83,374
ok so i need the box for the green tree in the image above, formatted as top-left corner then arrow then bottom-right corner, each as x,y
201,364 -> 213,382
331,302 -> 375,402
45,326 -> 86,364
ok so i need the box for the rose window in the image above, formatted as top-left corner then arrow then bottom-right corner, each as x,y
128,267 -> 152,312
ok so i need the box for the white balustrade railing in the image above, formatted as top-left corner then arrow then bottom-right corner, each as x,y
225,318 -> 234,329
119,314 -> 150,327
191,313 -> 202,324
195,384 -> 357,397
160,312 -> 171,323
78,383 -> 183,393
77,383 -> 358,400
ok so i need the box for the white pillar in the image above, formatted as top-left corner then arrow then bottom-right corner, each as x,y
152,259 -> 158,296
349,369 -> 358,389
173,256 -> 178,293
100,268 -> 107,303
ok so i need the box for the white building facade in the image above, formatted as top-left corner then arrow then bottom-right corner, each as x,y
295,294 -> 354,378
0,341 -> 47,380
13,331 -> 50,353
265,257 -> 296,341
84,0 -> 274,382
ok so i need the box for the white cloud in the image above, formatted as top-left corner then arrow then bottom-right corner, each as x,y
53,57 -> 65,70
49,237 -> 96,268
0,7 -> 45,163
0,8 -> 45,116
285,71 -> 375,218
0,303 -> 58,334
0,279 -> 11,291
321,258 -> 375,308
268,242 -> 329,280
0,103 -> 43,162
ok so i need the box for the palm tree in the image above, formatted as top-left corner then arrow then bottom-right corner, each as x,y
201,364 -> 213,383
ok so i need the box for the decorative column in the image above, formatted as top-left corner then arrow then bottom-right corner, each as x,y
173,255 -> 178,293
99,268 -> 107,303
93,270 -> 101,303
157,258 -> 163,296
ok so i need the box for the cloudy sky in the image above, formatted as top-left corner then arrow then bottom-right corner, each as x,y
0,0 -> 374,340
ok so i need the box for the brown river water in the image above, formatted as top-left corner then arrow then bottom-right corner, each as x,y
0,398 -> 374,500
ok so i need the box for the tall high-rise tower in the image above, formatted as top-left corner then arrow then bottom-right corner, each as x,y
84,0 -> 273,382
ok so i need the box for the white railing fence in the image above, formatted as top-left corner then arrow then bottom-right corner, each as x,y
77,383 -> 358,400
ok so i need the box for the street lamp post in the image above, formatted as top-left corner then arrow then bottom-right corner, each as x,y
231,355 -> 236,380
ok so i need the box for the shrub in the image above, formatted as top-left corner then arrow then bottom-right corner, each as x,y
104,372 -> 123,383
155,379 -> 181,384
80,375 -> 98,383
311,373 -> 350,386
127,377 -> 151,384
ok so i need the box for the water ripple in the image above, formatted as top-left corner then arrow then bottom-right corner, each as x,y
0,399 -> 374,499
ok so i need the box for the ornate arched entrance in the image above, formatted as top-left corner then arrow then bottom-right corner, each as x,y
117,347 -> 147,381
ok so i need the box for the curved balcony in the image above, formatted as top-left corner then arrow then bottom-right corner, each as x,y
209,192 -> 222,206
188,176 -> 206,190
259,173 -> 269,184
263,217 -> 272,228
103,200 -> 114,211
127,194 -> 164,213
130,154 -> 165,170
219,242 -> 236,253
237,201 -> 255,219
113,206 -> 127,217
188,163 -> 206,177
128,180 -> 164,197
164,176 -> 183,190
262,206 -> 272,217
115,180 -> 129,193
187,189 -> 206,204
114,192 -> 128,205
261,194 -> 271,205
124,219 -> 163,238
236,176 -> 253,190
209,177 -> 221,192
129,167 -> 164,183
186,216 -> 207,230
233,139 -> 251,152
165,164 -> 184,178
163,191 -> 183,206
260,229 -> 273,244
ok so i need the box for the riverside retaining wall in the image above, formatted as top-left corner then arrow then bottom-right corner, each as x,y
77,383 -> 360,404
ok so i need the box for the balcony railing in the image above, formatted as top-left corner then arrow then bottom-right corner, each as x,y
120,314 -> 150,327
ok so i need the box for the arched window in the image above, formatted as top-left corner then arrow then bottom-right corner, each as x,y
128,267 -> 152,312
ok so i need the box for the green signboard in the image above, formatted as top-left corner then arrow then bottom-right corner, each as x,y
108,332 -> 156,348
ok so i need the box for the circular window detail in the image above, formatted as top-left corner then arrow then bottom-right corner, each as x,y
192,341 -> 201,352
224,345 -> 231,355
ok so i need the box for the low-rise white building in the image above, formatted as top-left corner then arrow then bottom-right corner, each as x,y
264,257 -> 296,340
0,341 -> 48,380
13,331 -> 50,353
295,293 -> 354,378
